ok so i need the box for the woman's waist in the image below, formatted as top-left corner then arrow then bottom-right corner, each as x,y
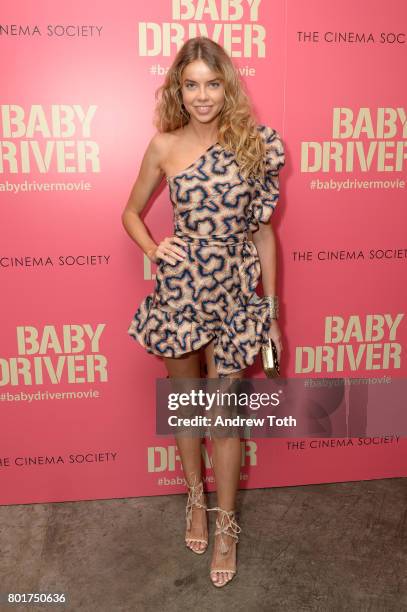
174,231 -> 249,246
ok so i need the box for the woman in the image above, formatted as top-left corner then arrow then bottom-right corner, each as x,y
122,36 -> 285,588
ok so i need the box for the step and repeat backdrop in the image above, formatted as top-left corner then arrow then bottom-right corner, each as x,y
1,0 -> 406,505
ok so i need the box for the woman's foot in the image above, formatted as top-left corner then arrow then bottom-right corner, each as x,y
208,507 -> 241,587
185,478 -> 208,554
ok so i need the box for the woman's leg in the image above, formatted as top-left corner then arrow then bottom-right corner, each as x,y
163,351 -> 206,552
204,339 -> 244,586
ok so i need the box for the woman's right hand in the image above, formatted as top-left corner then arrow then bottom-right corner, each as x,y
148,235 -> 188,265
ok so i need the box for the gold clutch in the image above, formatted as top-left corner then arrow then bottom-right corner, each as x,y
261,338 -> 280,378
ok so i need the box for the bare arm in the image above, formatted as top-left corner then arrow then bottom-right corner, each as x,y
121,133 -> 187,264
252,222 -> 277,296
252,222 -> 282,359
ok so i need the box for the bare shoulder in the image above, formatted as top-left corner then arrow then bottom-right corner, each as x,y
146,129 -> 182,172
123,131 -> 174,215
144,131 -> 167,165
136,131 -> 173,178
157,128 -> 189,175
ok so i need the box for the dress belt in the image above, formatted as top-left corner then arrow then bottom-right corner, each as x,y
174,230 -> 249,247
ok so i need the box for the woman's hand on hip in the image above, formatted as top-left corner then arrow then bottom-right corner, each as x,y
148,236 -> 188,265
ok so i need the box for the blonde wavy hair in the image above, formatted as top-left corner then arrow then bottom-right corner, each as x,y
153,36 -> 268,181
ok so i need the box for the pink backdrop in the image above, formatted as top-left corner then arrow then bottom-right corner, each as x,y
1,0 -> 405,505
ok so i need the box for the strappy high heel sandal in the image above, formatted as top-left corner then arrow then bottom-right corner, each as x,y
185,477 -> 208,554
207,506 -> 242,587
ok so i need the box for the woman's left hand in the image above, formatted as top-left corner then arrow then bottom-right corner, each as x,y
267,319 -> 283,364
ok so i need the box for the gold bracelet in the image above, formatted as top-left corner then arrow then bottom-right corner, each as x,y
264,295 -> 279,320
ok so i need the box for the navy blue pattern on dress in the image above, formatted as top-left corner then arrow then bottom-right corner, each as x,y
128,124 -> 285,376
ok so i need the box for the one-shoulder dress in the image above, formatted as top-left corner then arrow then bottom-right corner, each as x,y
128,124 -> 285,376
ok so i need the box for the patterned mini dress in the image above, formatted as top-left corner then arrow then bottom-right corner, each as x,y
128,124 -> 285,376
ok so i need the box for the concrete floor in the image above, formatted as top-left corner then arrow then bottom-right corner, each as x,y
0,478 -> 406,612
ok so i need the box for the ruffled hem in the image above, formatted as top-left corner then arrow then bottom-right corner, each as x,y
128,292 -> 273,376
128,293 -> 215,358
